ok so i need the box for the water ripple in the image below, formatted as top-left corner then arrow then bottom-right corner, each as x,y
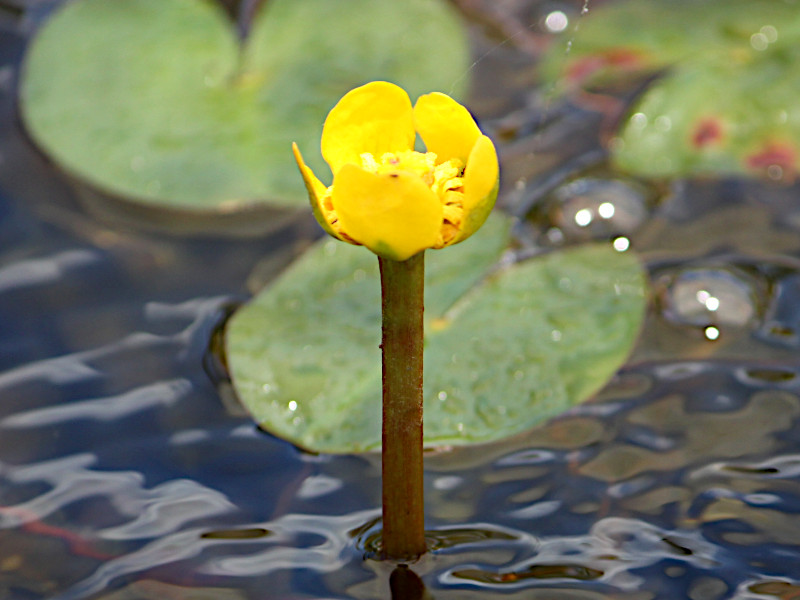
0,378 -> 192,427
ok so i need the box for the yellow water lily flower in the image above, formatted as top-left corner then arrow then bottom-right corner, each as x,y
293,81 -> 499,262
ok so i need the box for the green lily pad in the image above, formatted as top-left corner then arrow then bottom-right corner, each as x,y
540,0 -> 800,181
613,49 -> 800,180
20,0 -> 469,213
225,215 -> 647,453
541,0 -> 800,93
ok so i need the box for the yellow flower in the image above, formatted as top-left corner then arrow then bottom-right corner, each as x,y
292,81 -> 499,262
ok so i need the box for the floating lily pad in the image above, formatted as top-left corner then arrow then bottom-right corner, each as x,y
614,50 -> 800,180
540,0 -> 800,181
225,215 -> 647,453
20,0 -> 469,214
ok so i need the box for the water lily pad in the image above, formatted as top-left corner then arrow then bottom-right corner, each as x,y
20,0 -> 469,213
613,49 -> 800,180
541,0 -> 800,93
225,215 -> 647,453
540,0 -> 800,181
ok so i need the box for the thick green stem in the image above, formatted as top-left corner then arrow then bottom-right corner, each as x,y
379,252 -> 426,560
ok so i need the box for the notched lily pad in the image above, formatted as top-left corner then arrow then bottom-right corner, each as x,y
225,215 -> 647,453
540,0 -> 800,182
20,0 -> 469,222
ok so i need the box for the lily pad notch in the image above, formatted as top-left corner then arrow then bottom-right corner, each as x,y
19,0 -> 470,214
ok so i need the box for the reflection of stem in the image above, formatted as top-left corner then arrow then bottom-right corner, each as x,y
390,564 -> 431,600
379,252 -> 426,560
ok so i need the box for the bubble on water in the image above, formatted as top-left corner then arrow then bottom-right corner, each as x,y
548,178 -> 651,243
660,268 -> 760,329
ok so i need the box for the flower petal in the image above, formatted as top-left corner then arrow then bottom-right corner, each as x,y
452,134 -> 499,244
413,92 -> 481,164
321,81 -> 415,175
333,164 -> 443,261
292,142 -> 343,240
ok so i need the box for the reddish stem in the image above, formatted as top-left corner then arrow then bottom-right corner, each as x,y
379,252 -> 426,560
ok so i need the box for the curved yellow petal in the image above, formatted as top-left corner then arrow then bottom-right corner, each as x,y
292,142 -> 343,240
413,92 -> 481,164
321,82 -> 415,175
452,135 -> 499,244
333,164 -> 443,261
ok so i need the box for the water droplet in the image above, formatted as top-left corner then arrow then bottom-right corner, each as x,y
546,227 -> 565,244
750,32 -> 769,51
761,25 -> 778,43
630,112 -> 648,129
612,236 -> 630,252
288,400 -> 298,412
655,115 -> 672,132
574,208 -> 593,227
544,10 -> 569,33
704,326 -> 720,340
597,202 -> 615,219
767,165 -> 784,180
438,391 -> 448,401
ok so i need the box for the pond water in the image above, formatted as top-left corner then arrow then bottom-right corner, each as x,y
2,1 -> 800,598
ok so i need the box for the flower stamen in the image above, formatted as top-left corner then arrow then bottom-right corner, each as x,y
356,151 -> 466,247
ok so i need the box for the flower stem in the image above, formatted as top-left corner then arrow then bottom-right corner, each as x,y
379,252 -> 426,560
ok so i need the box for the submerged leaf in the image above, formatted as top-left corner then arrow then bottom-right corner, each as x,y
225,215 -> 647,453
20,0 -> 469,211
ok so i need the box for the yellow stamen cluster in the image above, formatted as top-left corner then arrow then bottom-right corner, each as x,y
320,150 -> 466,247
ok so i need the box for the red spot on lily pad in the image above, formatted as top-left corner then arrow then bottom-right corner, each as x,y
745,141 -> 798,181
566,48 -> 645,86
691,117 -> 724,148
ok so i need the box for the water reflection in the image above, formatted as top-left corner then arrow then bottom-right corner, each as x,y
390,564 -> 432,600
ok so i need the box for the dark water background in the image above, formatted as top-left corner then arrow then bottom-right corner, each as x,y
2,1 -> 800,598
